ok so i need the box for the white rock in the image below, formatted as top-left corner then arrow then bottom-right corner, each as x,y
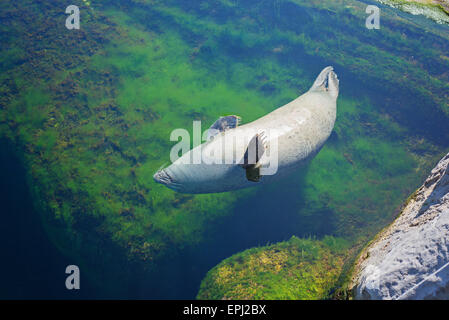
352,152 -> 449,299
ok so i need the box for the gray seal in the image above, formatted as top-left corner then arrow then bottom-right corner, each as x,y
154,66 -> 339,194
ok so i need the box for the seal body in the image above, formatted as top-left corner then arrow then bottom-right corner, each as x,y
154,66 -> 339,194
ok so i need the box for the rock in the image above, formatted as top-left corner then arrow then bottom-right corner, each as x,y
376,0 -> 449,25
351,152 -> 449,299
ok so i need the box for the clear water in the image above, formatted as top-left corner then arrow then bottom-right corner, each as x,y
0,0 -> 448,298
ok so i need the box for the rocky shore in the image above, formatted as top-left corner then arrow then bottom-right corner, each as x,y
377,0 -> 449,24
351,152 -> 449,299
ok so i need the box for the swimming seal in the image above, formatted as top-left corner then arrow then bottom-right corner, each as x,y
154,66 -> 339,194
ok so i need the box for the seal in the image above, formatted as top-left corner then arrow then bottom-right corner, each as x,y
154,66 -> 339,194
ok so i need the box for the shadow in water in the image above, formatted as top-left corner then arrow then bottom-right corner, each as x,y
0,138 -> 336,299
129,165 -> 337,299
0,140 -> 98,299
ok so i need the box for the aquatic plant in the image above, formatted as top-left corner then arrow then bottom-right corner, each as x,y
197,236 -> 349,299
0,0 -> 448,297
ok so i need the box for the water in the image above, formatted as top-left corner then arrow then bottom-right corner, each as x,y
0,140 -> 99,299
0,0 -> 448,299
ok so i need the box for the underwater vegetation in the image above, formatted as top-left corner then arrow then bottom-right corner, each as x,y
0,0 -> 448,298
197,236 -> 349,299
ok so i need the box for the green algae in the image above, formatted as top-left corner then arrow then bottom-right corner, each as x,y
0,0 -> 448,298
197,236 -> 349,299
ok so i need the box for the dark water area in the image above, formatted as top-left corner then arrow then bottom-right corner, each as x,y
0,141 -> 301,299
0,138 -> 308,299
126,166 -> 338,299
0,141 -> 98,299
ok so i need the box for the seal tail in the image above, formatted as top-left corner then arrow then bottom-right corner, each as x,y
310,66 -> 339,99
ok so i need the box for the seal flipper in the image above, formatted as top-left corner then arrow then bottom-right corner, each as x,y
239,131 -> 267,182
309,66 -> 339,99
207,115 -> 241,141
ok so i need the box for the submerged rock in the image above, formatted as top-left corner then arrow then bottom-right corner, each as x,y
351,152 -> 449,299
377,0 -> 449,24
197,236 -> 347,300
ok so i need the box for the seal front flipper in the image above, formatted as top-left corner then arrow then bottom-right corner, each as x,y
207,115 -> 241,141
239,131 -> 267,182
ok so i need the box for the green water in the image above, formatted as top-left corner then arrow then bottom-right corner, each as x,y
0,0 -> 448,298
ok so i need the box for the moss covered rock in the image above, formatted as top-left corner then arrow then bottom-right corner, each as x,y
197,236 -> 349,300
376,0 -> 449,24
